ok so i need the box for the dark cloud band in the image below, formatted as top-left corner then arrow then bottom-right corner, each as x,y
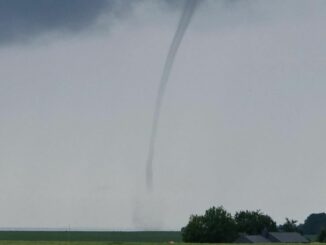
0,0 -> 116,45
0,0 -> 189,46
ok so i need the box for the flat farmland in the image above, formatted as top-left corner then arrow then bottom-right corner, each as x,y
0,231 -> 181,243
0,242 -> 193,245
0,242 -> 321,245
0,242 -> 182,245
0,232 -> 320,245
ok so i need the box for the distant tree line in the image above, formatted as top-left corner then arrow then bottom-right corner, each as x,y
181,206 -> 326,243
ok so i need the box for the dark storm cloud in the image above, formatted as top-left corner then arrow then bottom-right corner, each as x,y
0,0 -> 123,45
0,0 -> 192,46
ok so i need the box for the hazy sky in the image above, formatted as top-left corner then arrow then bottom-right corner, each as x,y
0,0 -> 326,230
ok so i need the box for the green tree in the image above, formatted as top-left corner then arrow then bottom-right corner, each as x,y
234,210 -> 277,235
181,215 -> 205,243
318,228 -> 326,242
181,206 -> 238,243
280,218 -> 301,233
202,206 -> 238,243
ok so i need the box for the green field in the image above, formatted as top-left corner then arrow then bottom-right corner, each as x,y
0,231 -> 320,245
0,231 -> 181,243
0,243 -> 322,245
0,243 -> 185,245
0,242 -> 183,245
0,242 -> 198,245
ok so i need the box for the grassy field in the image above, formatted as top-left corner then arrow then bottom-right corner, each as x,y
0,243 -> 322,245
0,242 -> 195,245
0,232 -> 320,244
0,242 -> 183,245
0,231 -> 181,243
0,242 -> 182,245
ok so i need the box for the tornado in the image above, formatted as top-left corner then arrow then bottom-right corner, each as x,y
146,0 -> 199,190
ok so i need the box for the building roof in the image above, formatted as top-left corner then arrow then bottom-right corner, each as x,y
268,232 -> 309,243
235,232 -> 309,243
235,235 -> 272,243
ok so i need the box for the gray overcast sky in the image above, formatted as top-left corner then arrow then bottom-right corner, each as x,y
0,0 -> 325,230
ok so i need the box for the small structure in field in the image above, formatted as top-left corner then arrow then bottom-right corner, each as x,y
267,232 -> 309,243
235,232 -> 309,243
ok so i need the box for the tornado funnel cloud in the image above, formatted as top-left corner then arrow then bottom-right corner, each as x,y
146,0 -> 198,191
